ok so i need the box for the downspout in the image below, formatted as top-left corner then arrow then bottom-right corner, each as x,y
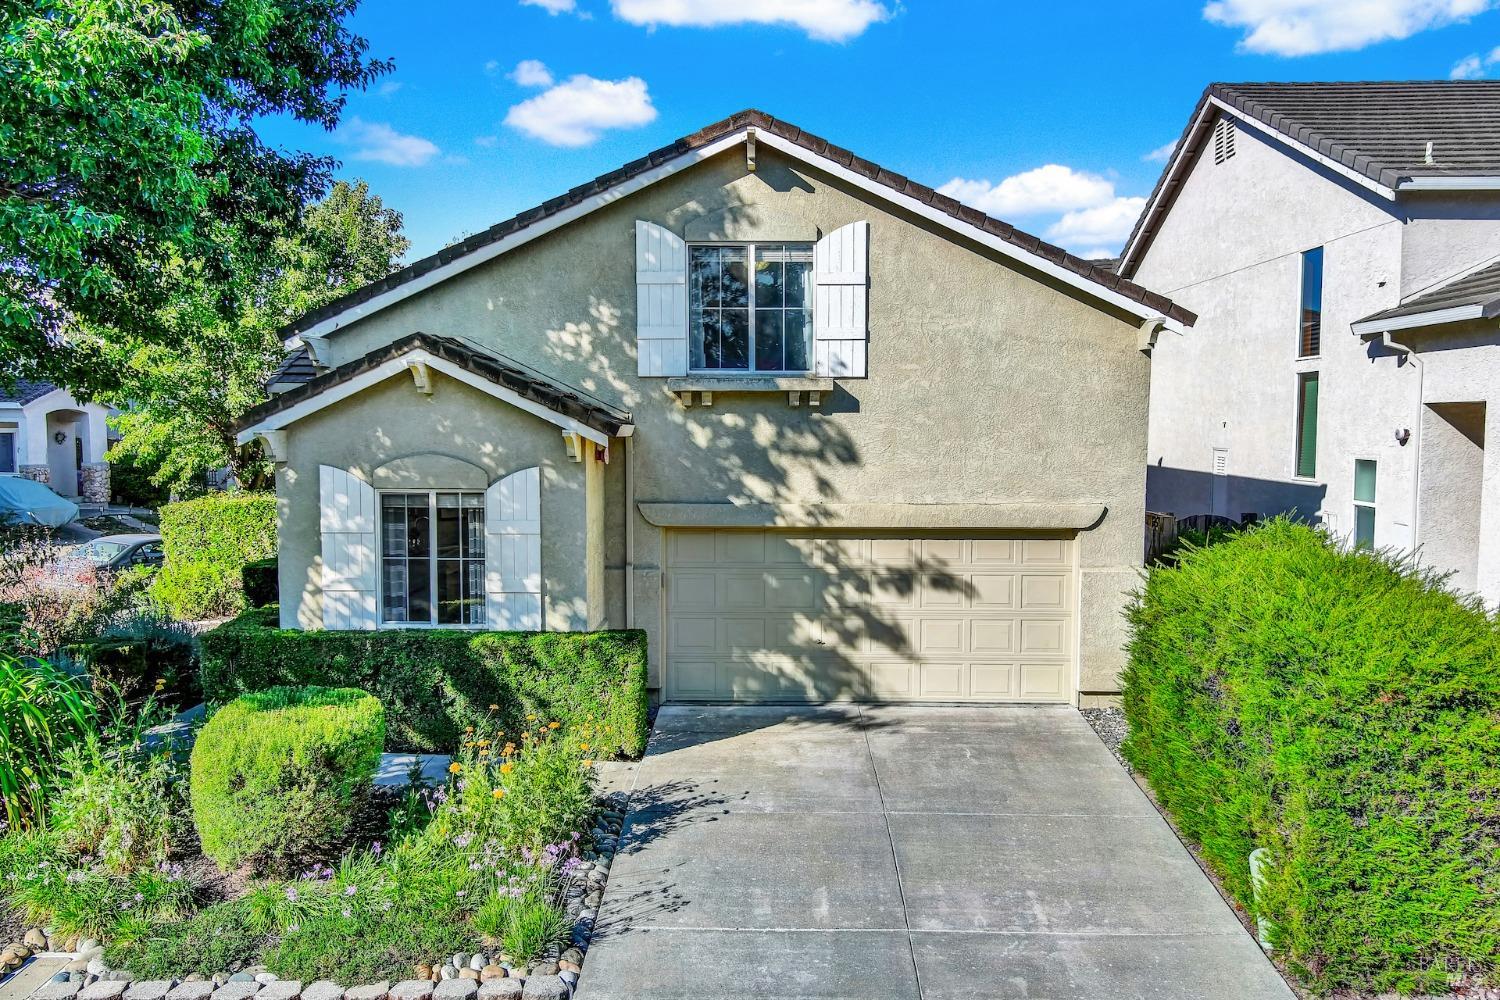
1383,332 -> 1424,552
624,433 -> 635,628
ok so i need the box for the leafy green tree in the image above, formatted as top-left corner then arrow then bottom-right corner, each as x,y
108,181 -> 408,490
0,0 -> 389,390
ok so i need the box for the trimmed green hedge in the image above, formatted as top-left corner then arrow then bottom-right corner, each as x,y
200,608 -> 649,758
190,686 -> 384,874
154,493 -> 277,620
1122,519 -> 1500,995
241,558 -> 278,609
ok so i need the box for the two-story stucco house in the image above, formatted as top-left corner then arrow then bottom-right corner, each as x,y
1124,82 -> 1500,603
236,110 -> 1194,706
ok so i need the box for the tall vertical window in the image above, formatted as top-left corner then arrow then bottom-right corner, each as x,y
380,491 -> 485,625
1295,372 -> 1319,479
0,432 -> 14,474
1299,247 -> 1323,357
689,243 -> 812,372
1353,459 -> 1377,548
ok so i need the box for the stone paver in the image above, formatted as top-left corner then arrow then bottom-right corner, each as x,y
78,983 -> 127,1000
123,982 -> 172,1000
252,983 -> 300,1000
387,983 -> 433,1000
165,983 -> 213,1000
209,985 -> 258,1000
430,982 -> 474,1000
575,705 -> 1294,1000
342,984 -> 386,1000
299,984 -> 342,1000
475,983 -> 521,1000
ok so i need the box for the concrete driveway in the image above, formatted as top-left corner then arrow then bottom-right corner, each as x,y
575,706 -> 1293,1000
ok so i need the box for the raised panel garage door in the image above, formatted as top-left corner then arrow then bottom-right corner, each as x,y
664,530 -> 1076,703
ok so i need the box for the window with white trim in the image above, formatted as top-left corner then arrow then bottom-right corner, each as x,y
1353,459 -> 1376,548
379,491 -> 486,625
689,243 -> 813,373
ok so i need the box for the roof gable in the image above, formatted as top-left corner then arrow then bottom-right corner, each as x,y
1121,81 -> 1500,278
286,110 -> 1194,341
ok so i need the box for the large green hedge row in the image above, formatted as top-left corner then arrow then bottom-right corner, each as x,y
200,607 -> 649,758
1122,519 -> 1500,995
154,493 -> 278,620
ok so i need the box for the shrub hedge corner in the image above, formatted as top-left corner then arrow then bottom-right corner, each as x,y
199,609 -> 649,758
154,493 -> 277,621
241,558 -> 278,609
1122,518 -> 1500,994
190,685 -> 384,874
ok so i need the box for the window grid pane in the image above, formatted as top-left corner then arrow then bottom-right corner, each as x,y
1299,247 -> 1323,357
1354,459 -> 1377,503
690,243 -> 812,373
1295,372 -> 1319,479
382,491 -> 485,625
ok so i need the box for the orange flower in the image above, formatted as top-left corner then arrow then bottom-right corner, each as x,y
578,742 -> 590,752
448,762 -> 462,774
548,721 -> 560,730
526,713 -> 538,722
478,749 -> 490,757
500,763 -> 514,775
582,760 -> 595,768
492,789 -> 505,799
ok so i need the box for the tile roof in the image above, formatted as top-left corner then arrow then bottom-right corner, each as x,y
1354,257 -> 1500,331
283,109 -> 1194,337
1121,81 -> 1500,278
0,380 -> 59,405
237,332 -> 633,438
267,346 -> 319,386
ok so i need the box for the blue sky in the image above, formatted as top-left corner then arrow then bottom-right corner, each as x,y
256,0 -> 1500,261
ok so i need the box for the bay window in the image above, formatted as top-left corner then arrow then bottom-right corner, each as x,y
689,243 -> 812,373
380,491 -> 486,625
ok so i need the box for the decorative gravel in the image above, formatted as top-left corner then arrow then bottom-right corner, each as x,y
1080,706 -> 1131,773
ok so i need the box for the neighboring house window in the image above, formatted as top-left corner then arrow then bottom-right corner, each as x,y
379,491 -> 485,625
688,243 -> 813,373
1295,372 -> 1319,478
0,432 -> 14,474
1353,459 -> 1377,548
1299,247 -> 1323,357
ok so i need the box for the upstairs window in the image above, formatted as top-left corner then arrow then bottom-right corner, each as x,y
689,243 -> 812,373
1299,247 -> 1323,358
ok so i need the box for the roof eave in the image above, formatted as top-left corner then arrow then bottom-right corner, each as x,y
1350,302 -> 1493,336
1396,176 -> 1500,192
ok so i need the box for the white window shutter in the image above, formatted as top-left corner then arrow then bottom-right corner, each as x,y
485,466 -> 542,630
813,221 -> 869,377
319,465 -> 377,630
636,220 -> 688,376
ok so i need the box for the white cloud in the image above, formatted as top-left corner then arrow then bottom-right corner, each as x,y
474,134 -> 499,148
1203,0 -> 1494,55
937,165 -> 1116,218
521,0 -> 577,13
611,0 -> 889,41
1046,197 -> 1147,250
1143,140 -> 1178,163
1451,44 -> 1500,76
336,117 -> 440,167
377,80 -> 403,97
504,74 -> 657,146
511,59 -> 554,87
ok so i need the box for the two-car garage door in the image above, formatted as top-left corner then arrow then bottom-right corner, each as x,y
664,530 -> 1077,703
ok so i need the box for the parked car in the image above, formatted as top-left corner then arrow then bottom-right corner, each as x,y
73,533 -> 165,572
0,476 -> 79,528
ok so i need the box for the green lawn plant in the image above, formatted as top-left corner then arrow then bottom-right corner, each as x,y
201,608 -> 649,757
1122,518 -> 1500,994
154,493 -> 278,620
190,686 -> 384,875
0,647 -> 97,829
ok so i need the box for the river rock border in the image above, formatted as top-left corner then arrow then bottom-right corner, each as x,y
3,791 -> 628,1000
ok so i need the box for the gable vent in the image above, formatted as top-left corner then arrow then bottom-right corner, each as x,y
1213,118 -> 1237,165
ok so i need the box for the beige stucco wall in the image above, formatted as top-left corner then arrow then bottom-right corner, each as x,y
277,371 -> 595,631
286,144 -> 1153,695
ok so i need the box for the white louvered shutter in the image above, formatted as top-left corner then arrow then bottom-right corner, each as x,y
485,466 -> 542,630
813,221 -> 869,377
319,465 -> 377,630
635,221 -> 688,376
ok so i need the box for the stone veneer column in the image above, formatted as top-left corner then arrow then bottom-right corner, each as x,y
19,465 -> 48,486
81,463 -> 110,503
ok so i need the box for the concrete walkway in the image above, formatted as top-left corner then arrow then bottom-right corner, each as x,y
574,705 -> 1293,1000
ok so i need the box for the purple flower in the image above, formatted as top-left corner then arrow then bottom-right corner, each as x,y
286,887 -> 299,902
344,885 -> 358,896
371,841 -> 383,857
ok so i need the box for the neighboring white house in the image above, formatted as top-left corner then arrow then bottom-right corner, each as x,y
0,381 -> 111,502
1121,81 -> 1500,603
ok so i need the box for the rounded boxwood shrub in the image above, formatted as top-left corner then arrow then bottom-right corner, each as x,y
1122,519 -> 1500,994
190,686 -> 384,874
